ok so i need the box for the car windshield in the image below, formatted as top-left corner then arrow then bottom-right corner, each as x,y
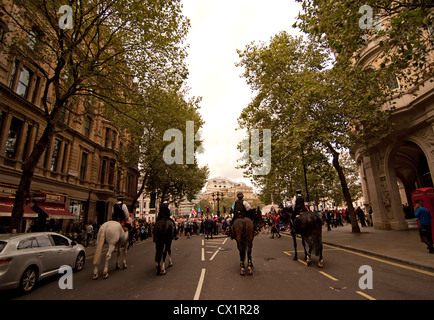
0,241 -> 6,253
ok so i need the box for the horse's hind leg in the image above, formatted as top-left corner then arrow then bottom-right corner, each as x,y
318,244 -> 324,268
167,244 -> 173,268
103,244 -> 115,279
93,264 -> 99,280
291,232 -> 298,260
238,242 -> 246,276
306,242 -> 312,266
155,242 -> 164,275
247,242 -> 253,275
301,236 -> 309,261
122,245 -> 128,269
115,244 -> 121,270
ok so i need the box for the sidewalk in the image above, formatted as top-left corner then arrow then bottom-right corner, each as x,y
320,224 -> 434,272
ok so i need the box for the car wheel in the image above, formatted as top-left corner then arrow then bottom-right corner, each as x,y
74,251 -> 85,271
19,266 -> 38,293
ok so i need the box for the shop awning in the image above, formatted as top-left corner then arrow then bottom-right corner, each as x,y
36,203 -> 75,219
0,198 -> 38,218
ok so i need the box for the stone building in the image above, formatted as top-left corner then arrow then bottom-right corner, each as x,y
353,23 -> 434,230
0,7 -> 139,232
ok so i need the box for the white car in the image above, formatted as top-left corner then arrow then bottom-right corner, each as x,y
0,232 -> 85,293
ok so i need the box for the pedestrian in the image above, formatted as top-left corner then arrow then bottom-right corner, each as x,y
325,210 -> 332,231
85,221 -> 93,247
356,206 -> 367,227
414,201 -> 433,254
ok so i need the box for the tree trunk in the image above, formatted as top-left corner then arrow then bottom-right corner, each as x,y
9,122 -> 54,233
130,171 -> 149,209
326,143 -> 360,233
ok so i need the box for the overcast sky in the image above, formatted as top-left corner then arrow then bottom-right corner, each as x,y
181,0 -> 302,188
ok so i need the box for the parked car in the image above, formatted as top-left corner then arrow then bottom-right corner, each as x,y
0,232 -> 85,293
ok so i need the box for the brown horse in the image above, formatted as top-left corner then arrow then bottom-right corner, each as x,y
153,218 -> 173,275
231,208 -> 263,275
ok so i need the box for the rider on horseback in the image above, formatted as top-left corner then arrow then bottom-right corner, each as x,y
157,196 -> 178,240
112,195 -> 134,246
290,188 -> 307,227
230,192 -> 252,239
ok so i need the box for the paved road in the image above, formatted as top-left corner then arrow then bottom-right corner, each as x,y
5,230 -> 434,300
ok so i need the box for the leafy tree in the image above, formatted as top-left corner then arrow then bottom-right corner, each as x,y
237,32 -> 389,232
1,0 -> 190,232
294,0 -> 433,86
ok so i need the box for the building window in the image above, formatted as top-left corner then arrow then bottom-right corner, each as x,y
79,152 -> 88,180
28,27 -> 41,50
16,66 -> 32,98
108,160 -> 115,185
100,159 -> 107,184
387,74 -> 400,92
84,116 -> 91,138
104,128 -> 110,148
60,142 -> 68,173
50,138 -> 61,172
4,117 -> 23,159
111,131 -> 117,149
116,169 -> 122,191
9,59 -> 18,88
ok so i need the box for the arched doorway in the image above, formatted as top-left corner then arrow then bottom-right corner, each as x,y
393,141 -> 433,217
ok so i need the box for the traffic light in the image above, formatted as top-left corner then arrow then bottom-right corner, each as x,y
206,206 -> 209,213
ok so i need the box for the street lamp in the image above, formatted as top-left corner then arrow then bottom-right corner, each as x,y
212,191 -> 224,217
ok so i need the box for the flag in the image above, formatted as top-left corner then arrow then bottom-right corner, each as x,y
192,208 -> 197,217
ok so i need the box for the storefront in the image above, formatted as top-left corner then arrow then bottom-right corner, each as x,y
0,196 -> 38,233
32,191 -> 75,232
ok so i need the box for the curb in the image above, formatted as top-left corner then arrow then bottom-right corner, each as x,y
322,241 -> 434,274
279,230 -> 434,274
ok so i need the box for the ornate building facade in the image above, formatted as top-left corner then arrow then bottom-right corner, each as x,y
353,28 -> 434,230
0,8 -> 139,232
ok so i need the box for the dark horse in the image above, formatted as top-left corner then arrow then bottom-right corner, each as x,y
232,207 -> 263,275
204,217 -> 214,239
153,217 -> 174,275
279,207 -> 324,268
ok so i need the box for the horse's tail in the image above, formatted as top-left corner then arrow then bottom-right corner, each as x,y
93,222 -> 107,266
311,220 -> 322,257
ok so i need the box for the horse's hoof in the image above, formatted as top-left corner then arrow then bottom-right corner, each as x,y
306,258 -> 312,266
92,274 -> 99,280
168,263 -> 173,268
115,264 -> 120,270
247,267 -> 253,275
103,272 -> 109,279
318,260 -> 324,268
159,270 -> 166,275
122,264 -> 127,269
293,256 -> 298,261
240,268 -> 246,276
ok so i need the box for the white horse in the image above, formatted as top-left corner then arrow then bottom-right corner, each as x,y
93,220 -> 129,280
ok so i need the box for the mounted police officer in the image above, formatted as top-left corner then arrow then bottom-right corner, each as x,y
291,188 -> 307,221
230,192 -> 252,239
157,196 -> 178,240
112,195 -> 134,246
